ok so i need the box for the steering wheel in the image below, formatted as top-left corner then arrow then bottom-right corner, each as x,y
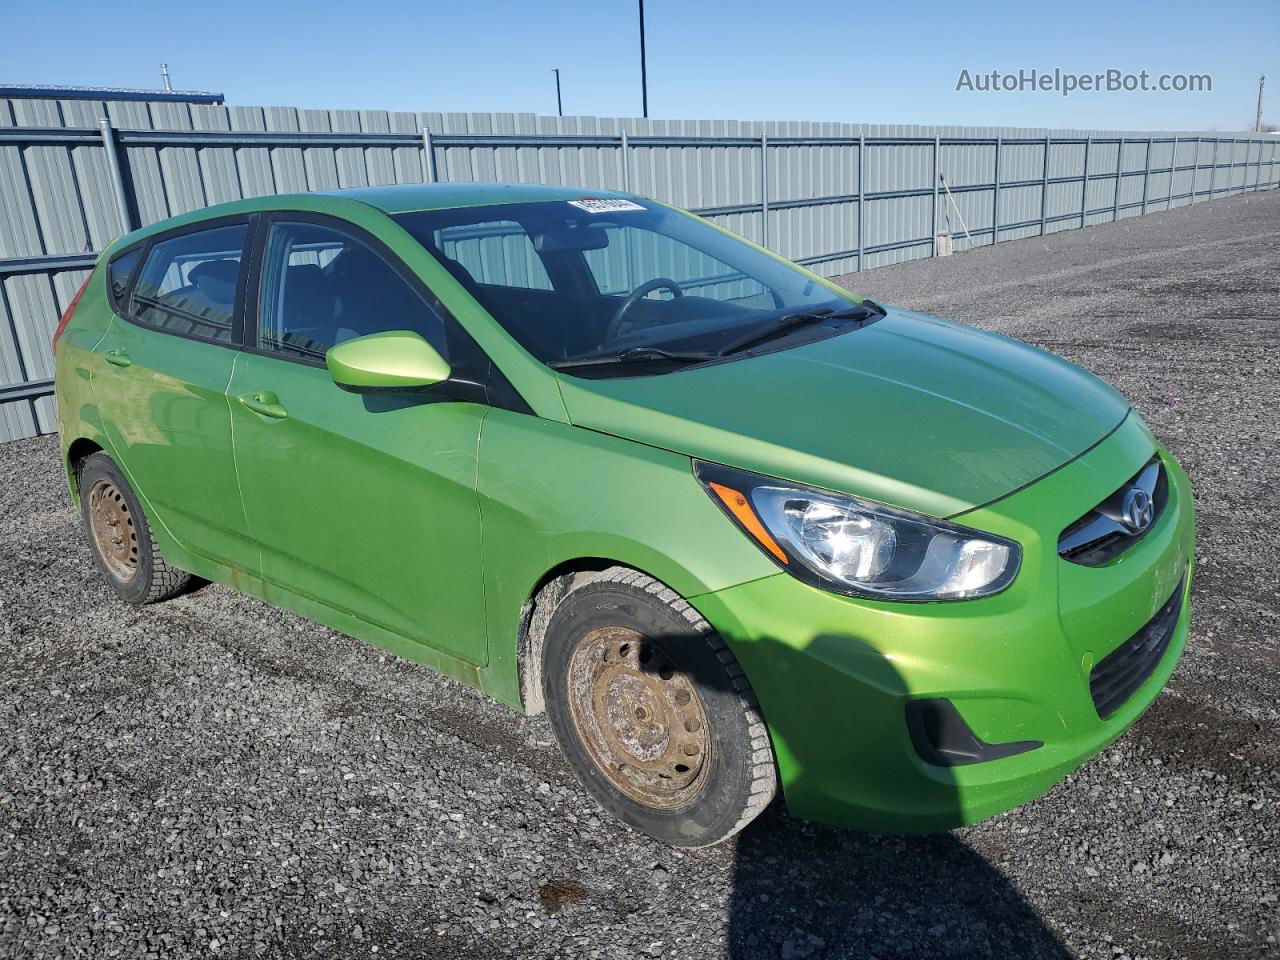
605,277 -> 683,342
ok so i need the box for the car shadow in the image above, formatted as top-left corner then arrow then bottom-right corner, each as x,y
643,629 -> 1075,959
726,813 -> 1072,959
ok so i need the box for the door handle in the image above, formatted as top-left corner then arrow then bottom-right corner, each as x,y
104,349 -> 131,368
237,391 -> 289,420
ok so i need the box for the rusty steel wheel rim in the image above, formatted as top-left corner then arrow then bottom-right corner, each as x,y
566,626 -> 712,810
87,479 -> 139,582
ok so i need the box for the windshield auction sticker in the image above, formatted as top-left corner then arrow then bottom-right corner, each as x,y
568,198 -> 646,213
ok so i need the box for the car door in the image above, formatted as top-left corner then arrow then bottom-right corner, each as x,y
226,214 -> 489,664
94,219 -> 258,573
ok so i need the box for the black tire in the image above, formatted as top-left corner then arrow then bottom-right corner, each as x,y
542,566 -> 777,847
76,452 -> 191,604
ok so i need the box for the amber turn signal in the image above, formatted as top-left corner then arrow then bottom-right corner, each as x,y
707,482 -> 789,565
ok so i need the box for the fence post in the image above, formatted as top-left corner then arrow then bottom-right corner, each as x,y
1039,137 -> 1050,236
932,135 -> 940,255
1171,136 -> 1180,207
1255,138 -> 1264,192
1141,138 -> 1152,214
1189,137 -> 1200,203
856,133 -> 865,272
992,136 -> 1001,245
1209,138 -> 1218,198
620,131 -> 631,192
422,128 -> 437,183
1112,137 -> 1123,222
760,133 -> 769,250
1080,136 -> 1091,226
98,119 -> 133,232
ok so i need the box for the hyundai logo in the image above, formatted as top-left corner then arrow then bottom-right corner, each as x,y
1121,487 -> 1154,533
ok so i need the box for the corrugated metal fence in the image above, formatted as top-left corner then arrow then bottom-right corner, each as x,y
2,96 -> 1277,442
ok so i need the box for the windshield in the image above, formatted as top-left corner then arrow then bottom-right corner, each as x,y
393,199 -> 869,376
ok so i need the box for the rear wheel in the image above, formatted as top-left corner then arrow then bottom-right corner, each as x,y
542,567 -> 777,847
77,452 -> 191,604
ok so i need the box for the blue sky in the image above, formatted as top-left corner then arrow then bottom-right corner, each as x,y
6,0 -> 1277,130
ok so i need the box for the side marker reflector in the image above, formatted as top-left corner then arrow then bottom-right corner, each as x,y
708,482 -> 789,565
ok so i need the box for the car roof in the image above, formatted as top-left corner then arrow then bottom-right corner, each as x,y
105,183 -> 637,254
322,182 -> 630,214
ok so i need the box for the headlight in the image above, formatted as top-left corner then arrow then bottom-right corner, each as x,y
695,462 -> 1020,601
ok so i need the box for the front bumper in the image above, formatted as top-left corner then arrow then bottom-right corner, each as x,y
690,414 -> 1195,832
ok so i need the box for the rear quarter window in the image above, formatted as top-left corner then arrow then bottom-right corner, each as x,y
107,247 -> 143,315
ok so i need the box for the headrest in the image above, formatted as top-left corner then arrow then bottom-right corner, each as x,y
189,259 -> 240,300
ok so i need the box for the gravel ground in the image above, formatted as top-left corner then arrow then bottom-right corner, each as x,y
2,189 -> 1278,960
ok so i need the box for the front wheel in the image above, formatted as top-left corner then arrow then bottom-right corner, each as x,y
542,567 -> 777,847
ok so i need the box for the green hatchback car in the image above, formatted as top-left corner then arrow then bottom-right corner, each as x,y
54,184 -> 1194,847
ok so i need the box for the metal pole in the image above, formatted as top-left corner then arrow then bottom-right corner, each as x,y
856,133 -> 864,271
1112,138 -> 1123,222
422,127 -> 437,183
1039,137 -> 1050,236
760,133 -> 769,249
1081,136 -> 1091,226
1190,137 -> 1200,203
1209,138 -> 1218,197
992,136 -> 1001,244
638,0 -> 649,119
1254,137 -> 1264,191
932,135 -> 940,255
1168,136 -> 1178,207
620,131 -> 631,191
161,63 -> 172,92
552,69 -> 563,117
1141,138 -> 1152,214
98,119 -> 133,232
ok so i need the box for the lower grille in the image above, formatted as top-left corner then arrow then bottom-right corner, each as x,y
1089,575 -> 1186,719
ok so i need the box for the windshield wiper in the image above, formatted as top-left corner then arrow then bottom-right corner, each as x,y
548,345 -> 720,371
717,303 -> 882,358
549,301 -> 885,371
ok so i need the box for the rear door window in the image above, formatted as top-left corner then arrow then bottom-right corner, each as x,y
129,224 -> 249,343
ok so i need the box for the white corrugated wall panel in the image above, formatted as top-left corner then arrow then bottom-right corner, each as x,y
2,100 -> 1278,441
938,142 -> 993,188
0,146 -> 44,257
4,273 -> 58,382
1000,142 -> 1043,182
769,202 -> 858,263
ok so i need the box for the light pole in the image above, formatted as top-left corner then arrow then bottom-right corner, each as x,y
552,68 -> 563,117
638,0 -> 649,118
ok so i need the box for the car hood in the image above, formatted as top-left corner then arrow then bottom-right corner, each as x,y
556,308 -> 1131,517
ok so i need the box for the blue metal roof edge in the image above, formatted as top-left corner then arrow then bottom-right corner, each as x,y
0,84 -> 224,104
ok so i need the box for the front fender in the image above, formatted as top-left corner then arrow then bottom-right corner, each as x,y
476,409 -> 778,710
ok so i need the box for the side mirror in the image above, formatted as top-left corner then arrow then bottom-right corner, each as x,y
325,331 -> 451,393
